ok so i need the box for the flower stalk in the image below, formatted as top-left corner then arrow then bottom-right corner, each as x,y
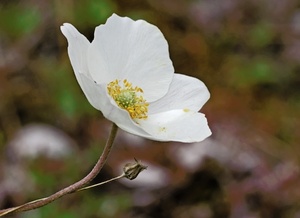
0,123 -> 119,216
76,174 -> 126,193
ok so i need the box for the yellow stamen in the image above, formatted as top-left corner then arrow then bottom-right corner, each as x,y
107,79 -> 149,120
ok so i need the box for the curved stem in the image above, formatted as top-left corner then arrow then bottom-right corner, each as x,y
0,123 -> 118,216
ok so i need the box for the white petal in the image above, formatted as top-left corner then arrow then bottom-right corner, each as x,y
87,14 -> 174,102
137,110 -> 211,142
77,74 -> 106,110
61,23 -> 106,110
117,118 -> 152,140
149,74 -> 210,114
60,23 -> 91,82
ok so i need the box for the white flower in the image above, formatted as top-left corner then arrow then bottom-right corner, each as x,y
60,14 -> 211,142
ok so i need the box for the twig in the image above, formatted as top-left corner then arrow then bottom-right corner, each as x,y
0,123 -> 119,216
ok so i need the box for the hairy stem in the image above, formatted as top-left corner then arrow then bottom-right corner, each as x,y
0,123 -> 119,216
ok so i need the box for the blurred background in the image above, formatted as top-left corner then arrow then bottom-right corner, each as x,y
0,0 -> 299,217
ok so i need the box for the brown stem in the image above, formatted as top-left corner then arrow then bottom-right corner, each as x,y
0,123 -> 118,216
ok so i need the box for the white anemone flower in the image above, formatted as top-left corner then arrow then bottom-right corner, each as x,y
60,14 -> 211,142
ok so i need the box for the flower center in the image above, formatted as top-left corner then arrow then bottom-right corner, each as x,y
107,79 -> 149,120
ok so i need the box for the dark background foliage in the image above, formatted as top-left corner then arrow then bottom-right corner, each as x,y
0,0 -> 299,217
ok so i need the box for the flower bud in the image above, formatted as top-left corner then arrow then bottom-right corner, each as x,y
123,158 -> 147,180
